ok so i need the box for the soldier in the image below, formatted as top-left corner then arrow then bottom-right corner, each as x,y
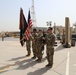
2,35 -> 4,41
31,28 -> 38,59
26,37 -> 31,56
36,29 -> 43,62
45,27 -> 55,68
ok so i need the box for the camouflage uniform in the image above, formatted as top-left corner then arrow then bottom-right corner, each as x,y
26,39 -> 31,56
46,32 -> 55,67
36,33 -> 43,61
31,33 -> 38,58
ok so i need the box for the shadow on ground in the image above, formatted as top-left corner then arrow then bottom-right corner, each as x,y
0,65 -> 11,74
15,57 -> 46,70
27,67 -> 50,75
8,56 -> 26,61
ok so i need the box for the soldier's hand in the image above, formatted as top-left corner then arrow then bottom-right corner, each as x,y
42,37 -> 45,40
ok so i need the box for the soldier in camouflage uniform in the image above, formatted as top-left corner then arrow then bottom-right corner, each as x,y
36,29 -> 43,62
45,27 -> 55,68
26,37 -> 31,56
31,29 -> 38,59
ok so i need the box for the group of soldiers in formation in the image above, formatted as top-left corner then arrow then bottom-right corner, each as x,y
25,27 -> 55,68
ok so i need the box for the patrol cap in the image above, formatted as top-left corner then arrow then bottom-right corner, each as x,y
39,29 -> 42,31
48,27 -> 53,30
33,28 -> 37,32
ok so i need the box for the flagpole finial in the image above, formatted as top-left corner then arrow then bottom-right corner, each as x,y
20,7 -> 23,10
29,8 -> 30,11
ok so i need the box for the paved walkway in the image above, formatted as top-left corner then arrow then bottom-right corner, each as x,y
0,41 -> 76,75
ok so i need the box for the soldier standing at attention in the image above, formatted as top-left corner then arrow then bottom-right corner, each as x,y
31,29 -> 38,59
36,29 -> 43,62
45,27 -> 55,68
26,37 -> 31,56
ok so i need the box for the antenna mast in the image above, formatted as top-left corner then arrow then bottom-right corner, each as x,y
31,0 -> 37,27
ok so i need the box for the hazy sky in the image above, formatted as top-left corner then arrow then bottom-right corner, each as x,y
0,0 -> 76,32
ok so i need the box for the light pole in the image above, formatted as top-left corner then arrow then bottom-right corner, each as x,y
54,23 -> 56,34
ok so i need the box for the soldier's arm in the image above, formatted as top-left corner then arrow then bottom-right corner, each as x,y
50,35 -> 55,44
30,34 -> 34,42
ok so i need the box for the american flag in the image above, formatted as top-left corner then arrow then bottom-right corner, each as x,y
25,10 -> 33,40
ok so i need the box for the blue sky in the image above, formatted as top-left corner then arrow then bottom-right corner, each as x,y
0,0 -> 76,32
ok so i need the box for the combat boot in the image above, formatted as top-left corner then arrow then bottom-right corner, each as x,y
36,58 -> 41,62
26,54 -> 30,57
46,63 -> 53,68
31,56 -> 36,59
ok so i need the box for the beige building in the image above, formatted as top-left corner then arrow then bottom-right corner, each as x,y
53,26 -> 65,35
